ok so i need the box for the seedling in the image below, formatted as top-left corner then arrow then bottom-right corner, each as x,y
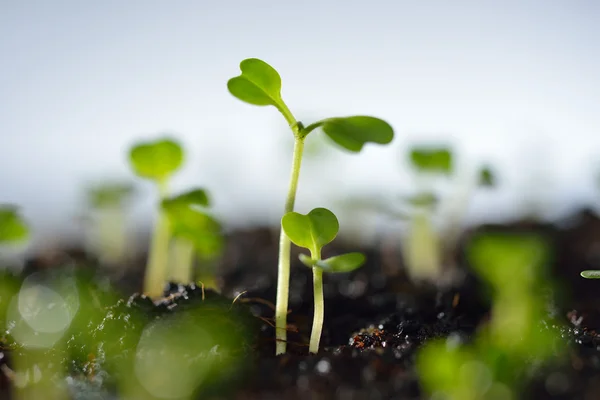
403,146 -> 496,282
227,58 -> 394,354
417,232 -> 562,400
0,205 -> 29,244
162,188 -> 224,288
83,180 -> 136,266
0,205 -> 30,267
128,138 -> 184,298
281,207 -> 365,354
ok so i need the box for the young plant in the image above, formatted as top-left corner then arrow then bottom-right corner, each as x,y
0,205 -> 30,267
0,205 -> 29,244
281,207 -> 365,354
161,188 -> 224,289
128,138 -> 184,298
83,180 -> 136,266
227,58 -> 394,354
417,232 -> 562,400
403,146 -> 496,283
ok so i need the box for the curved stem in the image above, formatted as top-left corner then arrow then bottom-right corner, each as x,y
143,178 -> 171,298
275,137 -> 305,355
309,262 -> 324,354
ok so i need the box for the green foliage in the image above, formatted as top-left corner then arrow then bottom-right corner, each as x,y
417,232 -> 562,400
282,207 -> 365,274
409,146 -> 453,175
162,189 -> 224,259
86,181 -> 135,208
315,116 -> 394,152
581,270 -> 600,279
0,205 -> 29,243
227,58 -> 285,110
403,192 -> 438,208
298,252 -> 365,273
478,166 -> 495,187
281,207 -> 339,253
129,138 -> 184,181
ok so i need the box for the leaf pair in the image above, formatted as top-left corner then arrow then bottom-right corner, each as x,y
162,189 -> 223,258
227,58 -> 394,152
281,208 -> 365,273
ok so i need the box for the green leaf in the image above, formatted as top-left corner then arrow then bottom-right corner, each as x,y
0,206 -> 30,243
191,232 -> 225,259
409,147 -> 453,175
165,207 -> 221,236
315,116 -> 394,152
163,188 -> 210,210
86,181 -> 135,208
403,192 -> 438,208
581,270 -> 600,279
227,58 -> 285,109
478,166 -> 495,187
129,138 -> 184,181
299,252 -> 365,273
281,207 -> 339,252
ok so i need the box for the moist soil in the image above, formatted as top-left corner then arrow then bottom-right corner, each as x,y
2,208 -> 600,399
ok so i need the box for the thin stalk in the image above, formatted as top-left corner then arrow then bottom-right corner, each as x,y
309,262 -> 324,354
170,237 -> 195,284
143,179 -> 171,298
275,137 -> 305,355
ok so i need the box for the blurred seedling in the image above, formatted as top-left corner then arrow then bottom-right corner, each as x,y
417,232 -> 561,400
82,180 -> 136,266
161,188 -> 224,290
227,57 -> 394,354
403,146 -> 496,283
128,137 -> 184,298
281,207 -> 365,353
0,205 -> 31,268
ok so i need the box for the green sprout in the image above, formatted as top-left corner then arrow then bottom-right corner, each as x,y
402,146 -> 497,282
162,188 -> 224,289
227,58 -> 394,354
83,180 -> 136,265
128,137 -> 184,298
281,207 -> 365,354
0,205 -> 30,244
417,232 -> 562,400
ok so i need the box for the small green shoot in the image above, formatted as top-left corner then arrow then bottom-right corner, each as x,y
281,207 -> 365,353
0,205 -> 29,244
83,181 -> 136,265
128,137 -> 184,298
228,58 -> 393,354
162,188 -> 224,288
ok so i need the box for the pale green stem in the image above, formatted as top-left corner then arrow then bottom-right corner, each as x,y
143,179 -> 171,298
169,237 -> 194,284
309,263 -> 324,354
275,137 -> 305,355
97,206 -> 128,265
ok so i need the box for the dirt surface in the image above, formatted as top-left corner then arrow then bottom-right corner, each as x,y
2,208 -> 600,399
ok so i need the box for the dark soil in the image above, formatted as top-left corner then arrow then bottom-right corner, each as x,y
2,207 -> 600,399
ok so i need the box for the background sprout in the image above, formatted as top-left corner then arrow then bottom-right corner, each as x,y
82,180 -> 136,266
0,205 -> 29,244
161,188 -> 224,289
128,137 -> 184,298
417,232 -> 561,400
0,205 -> 30,268
227,57 -> 393,355
281,207 -> 365,354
